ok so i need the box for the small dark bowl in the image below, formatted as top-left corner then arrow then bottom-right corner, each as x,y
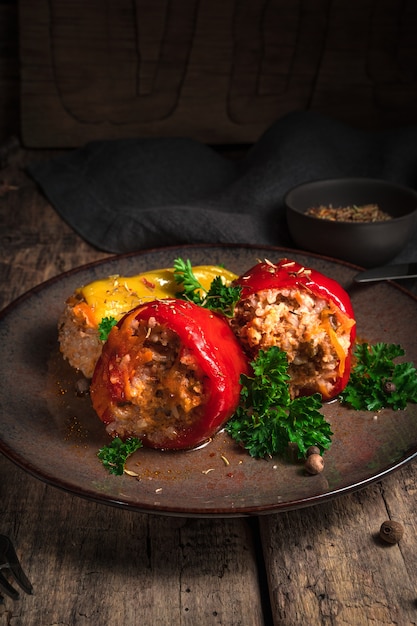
284,178 -> 417,268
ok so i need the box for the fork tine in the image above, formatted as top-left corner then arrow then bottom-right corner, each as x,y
6,547 -> 33,595
0,535 -> 33,599
0,570 -> 20,600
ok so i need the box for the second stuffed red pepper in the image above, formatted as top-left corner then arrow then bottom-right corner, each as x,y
231,259 -> 356,400
90,299 -> 249,450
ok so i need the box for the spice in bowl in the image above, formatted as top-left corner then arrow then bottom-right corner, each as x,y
305,203 -> 392,223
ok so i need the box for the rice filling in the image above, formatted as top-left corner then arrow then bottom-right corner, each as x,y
231,287 -> 353,398
104,319 -> 208,444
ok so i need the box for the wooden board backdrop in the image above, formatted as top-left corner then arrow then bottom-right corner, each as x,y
19,0 -> 417,148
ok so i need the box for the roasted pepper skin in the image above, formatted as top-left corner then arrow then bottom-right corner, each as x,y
90,299 -> 250,450
233,259 -> 356,398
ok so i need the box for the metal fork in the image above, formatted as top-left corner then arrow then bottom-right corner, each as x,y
0,535 -> 33,601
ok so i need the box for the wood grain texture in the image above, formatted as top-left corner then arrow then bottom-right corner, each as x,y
0,454 -> 265,626
19,0 -> 417,147
0,150 -> 265,626
1,148 -> 417,625
260,469 -> 417,625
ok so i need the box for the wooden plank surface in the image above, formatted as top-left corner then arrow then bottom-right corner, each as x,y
0,457 -> 266,625
1,146 -> 417,625
260,470 -> 417,624
19,0 -> 417,148
0,149 -> 266,626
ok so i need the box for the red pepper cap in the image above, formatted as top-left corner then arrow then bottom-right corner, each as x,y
91,299 -> 250,450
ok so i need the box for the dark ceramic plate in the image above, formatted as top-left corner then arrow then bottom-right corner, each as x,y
1,244 -> 416,517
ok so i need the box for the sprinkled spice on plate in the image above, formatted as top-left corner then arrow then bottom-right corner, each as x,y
305,204 -> 392,223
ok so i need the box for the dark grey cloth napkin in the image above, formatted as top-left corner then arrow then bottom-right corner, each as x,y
28,111 -> 417,261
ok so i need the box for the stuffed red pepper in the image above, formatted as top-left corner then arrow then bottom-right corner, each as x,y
90,299 -> 249,450
231,259 -> 356,400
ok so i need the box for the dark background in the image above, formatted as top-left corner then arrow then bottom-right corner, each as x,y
2,0 -> 417,148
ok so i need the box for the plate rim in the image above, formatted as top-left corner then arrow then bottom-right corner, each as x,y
1,242 -> 416,517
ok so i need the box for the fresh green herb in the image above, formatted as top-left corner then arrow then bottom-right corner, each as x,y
97,437 -> 143,475
226,346 -> 332,459
340,342 -> 417,411
98,316 -> 117,341
173,257 -> 241,317
173,258 -> 204,305
204,276 -> 242,317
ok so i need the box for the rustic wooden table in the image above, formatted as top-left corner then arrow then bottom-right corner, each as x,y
1,146 -> 417,626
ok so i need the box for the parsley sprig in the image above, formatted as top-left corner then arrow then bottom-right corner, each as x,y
97,437 -> 143,475
340,342 -> 417,411
98,315 -> 117,341
173,258 -> 241,317
226,346 -> 333,459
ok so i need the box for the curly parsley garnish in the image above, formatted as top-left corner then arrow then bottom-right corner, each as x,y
226,346 -> 333,459
97,437 -> 143,475
98,315 -> 117,341
173,258 -> 241,317
340,342 -> 417,411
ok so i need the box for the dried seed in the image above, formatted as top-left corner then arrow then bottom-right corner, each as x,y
383,381 -> 396,394
124,469 -> 139,477
304,453 -> 324,475
306,445 -> 321,457
379,520 -> 404,544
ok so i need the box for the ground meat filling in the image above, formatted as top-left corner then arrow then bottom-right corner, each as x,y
58,294 -> 102,379
231,287 -> 352,398
105,318 -> 209,445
